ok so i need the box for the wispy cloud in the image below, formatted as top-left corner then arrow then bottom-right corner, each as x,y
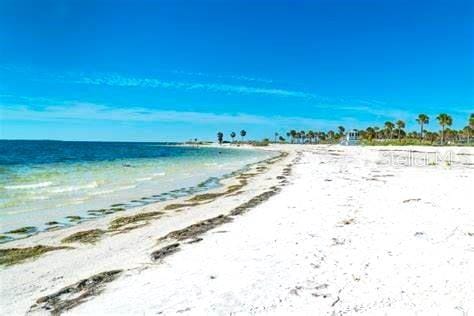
74,73 -> 321,99
1,64 -> 321,99
1,100 -> 355,129
5,64 -> 463,126
339,105 -> 414,120
0,93 -> 428,131
171,70 -> 274,84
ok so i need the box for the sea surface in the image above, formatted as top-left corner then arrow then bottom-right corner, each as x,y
0,140 -> 274,241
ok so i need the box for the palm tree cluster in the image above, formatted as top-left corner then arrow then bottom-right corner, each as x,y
216,130 -> 247,144
357,113 -> 472,145
215,114 -> 472,146
282,113 -> 473,145
285,129 -> 343,144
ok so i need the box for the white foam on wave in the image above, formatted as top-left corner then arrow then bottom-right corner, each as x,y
4,181 -> 53,190
89,188 -> 116,196
49,181 -> 99,193
136,177 -> 153,182
90,184 -> 137,196
118,185 -> 137,190
153,172 -> 166,177
30,195 -> 49,200
69,197 -> 90,204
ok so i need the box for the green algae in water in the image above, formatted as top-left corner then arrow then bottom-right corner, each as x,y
7,226 -> 37,234
66,216 -> 82,222
110,207 -> 125,211
0,235 -> 12,242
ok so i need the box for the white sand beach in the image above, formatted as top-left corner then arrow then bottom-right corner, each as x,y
1,145 -> 473,315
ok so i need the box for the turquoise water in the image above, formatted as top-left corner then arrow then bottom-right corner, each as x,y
0,140 -> 273,239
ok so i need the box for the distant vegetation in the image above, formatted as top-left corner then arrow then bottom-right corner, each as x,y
215,113 -> 473,146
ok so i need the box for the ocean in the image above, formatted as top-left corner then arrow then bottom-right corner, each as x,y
0,140 -> 274,241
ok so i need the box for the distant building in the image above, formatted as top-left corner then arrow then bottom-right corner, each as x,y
341,129 -> 360,145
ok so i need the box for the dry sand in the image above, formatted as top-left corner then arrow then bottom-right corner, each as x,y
1,145 -> 473,315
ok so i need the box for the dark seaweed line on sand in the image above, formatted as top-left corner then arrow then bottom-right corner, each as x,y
151,153 -> 298,261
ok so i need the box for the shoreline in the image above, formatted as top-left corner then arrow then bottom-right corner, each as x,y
0,144 -> 275,243
1,144 -> 473,315
0,146 -> 285,247
0,145 -> 295,314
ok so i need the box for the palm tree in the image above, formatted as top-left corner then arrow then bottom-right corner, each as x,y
384,121 -> 395,139
230,131 -> 236,143
416,114 -> 429,141
444,128 -> 456,143
289,130 -> 297,144
396,120 -> 406,141
300,131 -> 306,144
317,131 -> 326,142
365,127 -> 376,141
337,126 -> 345,139
374,126 -> 380,140
436,113 -> 453,144
240,130 -> 247,142
327,130 -> 335,141
274,132 -> 279,143
463,126 -> 472,144
425,131 -> 438,144
295,132 -> 301,144
307,130 -> 315,144
217,132 -> 224,145
467,114 -> 474,145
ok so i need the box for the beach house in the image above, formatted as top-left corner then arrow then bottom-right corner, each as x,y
341,129 -> 360,145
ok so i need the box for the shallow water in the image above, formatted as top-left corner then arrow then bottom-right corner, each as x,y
0,140 -> 273,238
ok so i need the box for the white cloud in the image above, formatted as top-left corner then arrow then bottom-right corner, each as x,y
170,70 -> 274,84
74,73 -> 321,99
1,101 -> 354,130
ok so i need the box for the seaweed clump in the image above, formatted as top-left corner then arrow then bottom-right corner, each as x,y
163,202 -> 200,211
187,192 -> 223,202
61,229 -> 106,244
109,211 -> 163,230
0,235 -> 11,242
30,270 -> 123,315
7,226 -> 37,234
186,179 -> 248,203
159,184 -> 282,243
159,215 -> 232,242
151,243 -> 180,261
66,216 -> 82,222
0,245 -> 70,266
230,188 -> 280,216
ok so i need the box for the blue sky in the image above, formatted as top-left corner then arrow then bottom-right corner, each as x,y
0,0 -> 473,141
